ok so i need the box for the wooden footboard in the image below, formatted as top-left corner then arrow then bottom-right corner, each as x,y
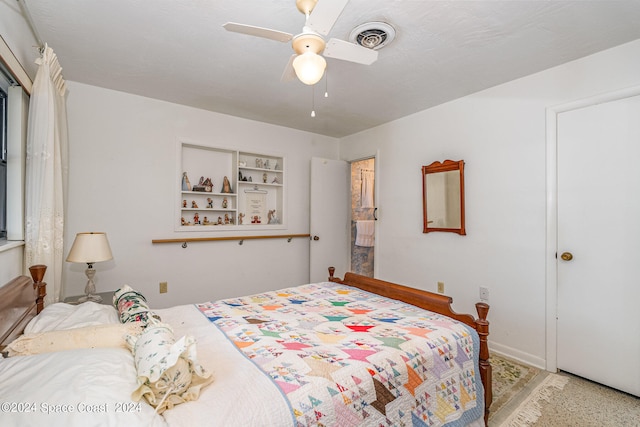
0,265 -> 47,352
328,267 -> 492,424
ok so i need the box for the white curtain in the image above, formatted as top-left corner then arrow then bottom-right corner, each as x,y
24,44 -> 69,304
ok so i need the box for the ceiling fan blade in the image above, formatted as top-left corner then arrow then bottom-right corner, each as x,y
306,0 -> 349,36
324,38 -> 378,65
223,22 -> 293,42
281,55 -> 297,82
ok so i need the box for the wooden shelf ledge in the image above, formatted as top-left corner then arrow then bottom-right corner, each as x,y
152,233 -> 310,247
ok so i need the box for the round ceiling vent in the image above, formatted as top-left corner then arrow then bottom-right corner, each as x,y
349,22 -> 396,50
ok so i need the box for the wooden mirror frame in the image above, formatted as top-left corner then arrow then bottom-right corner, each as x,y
422,160 -> 466,235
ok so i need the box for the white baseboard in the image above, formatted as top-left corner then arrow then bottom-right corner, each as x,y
489,341 -> 548,371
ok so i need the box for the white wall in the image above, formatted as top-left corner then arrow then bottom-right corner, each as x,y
339,39 -> 640,367
63,82 -> 338,307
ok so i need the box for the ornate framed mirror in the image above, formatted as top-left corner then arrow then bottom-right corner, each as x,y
422,160 -> 466,235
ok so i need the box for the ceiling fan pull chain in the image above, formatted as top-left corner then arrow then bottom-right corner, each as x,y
324,68 -> 329,98
311,86 -> 316,118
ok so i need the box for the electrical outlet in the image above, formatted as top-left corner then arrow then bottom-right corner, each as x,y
437,281 -> 445,293
479,286 -> 489,301
159,282 -> 168,294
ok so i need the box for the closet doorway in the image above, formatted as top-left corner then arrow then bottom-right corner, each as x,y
350,158 -> 376,277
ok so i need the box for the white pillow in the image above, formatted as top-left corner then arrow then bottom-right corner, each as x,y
0,348 -> 167,427
24,302 -> 119,334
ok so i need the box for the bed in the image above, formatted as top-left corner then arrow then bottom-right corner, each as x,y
0,265 -> 492,427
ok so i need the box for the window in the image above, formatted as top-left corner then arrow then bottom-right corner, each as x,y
0,86 -> 7,240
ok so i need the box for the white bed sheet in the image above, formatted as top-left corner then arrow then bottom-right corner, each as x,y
156,304 -> 293,427
0,348 -> 166,427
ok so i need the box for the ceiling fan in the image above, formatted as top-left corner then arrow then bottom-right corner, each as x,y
223,0 -> 378,85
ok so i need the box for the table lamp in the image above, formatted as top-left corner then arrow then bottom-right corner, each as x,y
66,232 -> 113,303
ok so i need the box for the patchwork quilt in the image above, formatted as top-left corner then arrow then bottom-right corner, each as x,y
196,282 -> 483,427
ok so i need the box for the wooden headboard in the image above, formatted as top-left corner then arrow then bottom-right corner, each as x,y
0,265 -> 47,351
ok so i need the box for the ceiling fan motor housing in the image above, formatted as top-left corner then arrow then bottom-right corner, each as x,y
292,33 -> 326,54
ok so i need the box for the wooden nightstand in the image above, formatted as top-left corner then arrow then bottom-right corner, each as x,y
63,291 -> 115,306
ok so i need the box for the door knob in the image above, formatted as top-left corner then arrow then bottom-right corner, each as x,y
313,236 -> 320,241
560,252 -> 573,261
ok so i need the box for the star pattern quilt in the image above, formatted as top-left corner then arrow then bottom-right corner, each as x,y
196,282 -> 483,426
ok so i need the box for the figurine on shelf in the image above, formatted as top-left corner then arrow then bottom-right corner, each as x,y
222,197 -> 228,209
183,199 -> 187,208
203,216 -> 210,225
207,198 -> 213,208
182,172 -> 191,191
268,210 -> 279,224
192,200 -> 198,208
272,176 -> 280,184
238,213 -> 245,224
256,158 -> 263,168
263,172 -> 268,183
224,214 -> 230,224
274,161 -> 280,170
251,215 -> 261,224
221,176 -> 232,193
265,159 -> 270,169
194,212 -> 200,224
202,177 -> 213,192
217,216 -> 223,225
181,217 -> 187,226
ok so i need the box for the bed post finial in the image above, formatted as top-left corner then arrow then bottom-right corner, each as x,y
475,302 -> 492,424
29,264 -> 47,313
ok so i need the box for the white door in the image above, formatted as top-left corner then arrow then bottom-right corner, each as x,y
557,94 -> 640,396
309,157 -> 349,283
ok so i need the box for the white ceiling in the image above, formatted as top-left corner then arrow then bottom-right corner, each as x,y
22,0 -> 640,138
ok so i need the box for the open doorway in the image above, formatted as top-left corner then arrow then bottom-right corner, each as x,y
350,158 -> 375,277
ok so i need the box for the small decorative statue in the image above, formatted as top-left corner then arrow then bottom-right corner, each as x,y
217,216 -> 223,225
238,213 -> 245,224
182,172 -> 191,191
193,212 -> 200,224
203,216 -> 210,225
274,161 -> 280,170
256,158 -> 263,168
181,217 -> 186,226
271,176 -> 280,184
251,215 -> 261,224
263,172 -> 268,183
202,177 -> 213,192
192,200 -> 198,208
183,199 -> 187,208
207,198 -> 213,208
222,197 -> 228,209
265,159 -> 270,169
224,214 -> 230,224
268,209 -> 278,224
221,176 -> 232,193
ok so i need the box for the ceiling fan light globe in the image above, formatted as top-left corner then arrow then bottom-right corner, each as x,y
293,52 -> 326,85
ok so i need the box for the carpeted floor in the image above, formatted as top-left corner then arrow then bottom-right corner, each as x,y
487,354 -> 640,427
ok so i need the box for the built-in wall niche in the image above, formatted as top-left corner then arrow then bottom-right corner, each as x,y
177,141 -> 285,231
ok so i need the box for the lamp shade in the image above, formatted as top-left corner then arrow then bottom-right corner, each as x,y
66,232 -> 113,263
293,51 -> 326,85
